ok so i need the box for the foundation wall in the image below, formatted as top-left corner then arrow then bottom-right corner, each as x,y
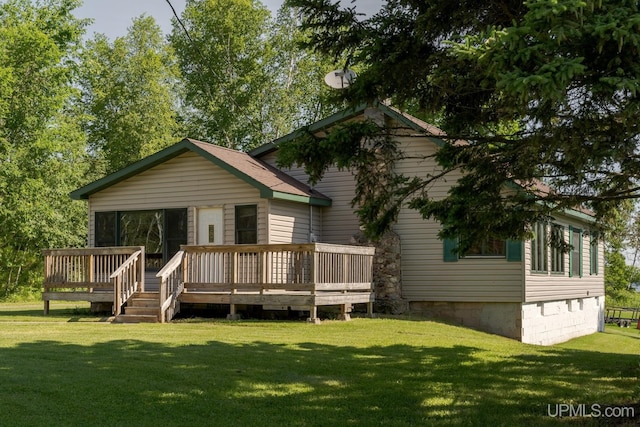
520,296 -> 605,345
409,301 -> 523,340
409,297 -> 605,345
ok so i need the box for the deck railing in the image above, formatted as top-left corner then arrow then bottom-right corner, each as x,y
42,246 -> 144,314
44,243 -> 376,321
157,250 -> 185,323
177,243 -> 375,320
179,243 -> 374,290
110,249 -> 145,316
313,244 -> 375,290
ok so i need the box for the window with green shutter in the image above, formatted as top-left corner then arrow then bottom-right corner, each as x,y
443,237 -> 521,262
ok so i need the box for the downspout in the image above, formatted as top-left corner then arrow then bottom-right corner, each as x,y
309,204 -> 314,242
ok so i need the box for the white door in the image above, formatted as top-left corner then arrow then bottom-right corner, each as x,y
197,207 -> 223,245
196,208 -> 224,283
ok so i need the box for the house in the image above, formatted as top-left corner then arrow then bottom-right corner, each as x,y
47,103 -> 604,345
249,103 -> 605,345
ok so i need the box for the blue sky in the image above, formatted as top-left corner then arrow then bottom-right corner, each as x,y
75,0 -> 385,40
75,0 -> 282,39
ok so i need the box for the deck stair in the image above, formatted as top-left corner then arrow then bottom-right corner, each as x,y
113,291 -> 160,323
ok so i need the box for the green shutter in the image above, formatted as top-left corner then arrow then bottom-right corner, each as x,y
443,238 -> 458,262
506,239 -> 522,262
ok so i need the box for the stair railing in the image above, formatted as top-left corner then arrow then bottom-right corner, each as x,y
156,250 -> 185,323
110,248 -> 144,316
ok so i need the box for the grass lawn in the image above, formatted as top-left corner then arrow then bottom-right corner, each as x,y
0,302 -> 638,426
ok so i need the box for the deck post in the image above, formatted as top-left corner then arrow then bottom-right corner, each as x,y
44,300 -> 49,315
88,254 -> 94,293
307,305 -> 320,324
338,303 -> 352,321
113,276 -> 122,316
138,246 -> 145,292
181,249 -> 188,291
227,299 -> 240,320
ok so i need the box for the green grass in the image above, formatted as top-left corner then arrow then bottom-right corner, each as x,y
0,302 -> 638,426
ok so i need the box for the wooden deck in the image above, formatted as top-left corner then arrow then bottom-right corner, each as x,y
43,243 -> 375,323
42,246 -> 145,315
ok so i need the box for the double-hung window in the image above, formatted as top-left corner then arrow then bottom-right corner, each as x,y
550,224 -> 565,274
569,227 -> 582,277
531,222 -> 548,273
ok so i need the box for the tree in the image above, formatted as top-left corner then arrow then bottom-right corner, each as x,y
600,201 -> 639,303
169,0 -> 341,150
170,0 -> 272,150
262,4 -> 338,139
78,15 -> 182,173
283,0 -> 640,250
0,0 -> 89,296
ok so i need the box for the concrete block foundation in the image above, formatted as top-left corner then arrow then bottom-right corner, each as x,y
520,296 -> 604,345
409,296 -> 605,345
409,301 -> 522,340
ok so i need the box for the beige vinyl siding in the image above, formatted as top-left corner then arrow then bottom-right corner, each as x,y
268,200 -> 311,244
524,215 -> 605,302
392,135 -> 523,302
260,152 -> 359,244
88,152 -> 267,246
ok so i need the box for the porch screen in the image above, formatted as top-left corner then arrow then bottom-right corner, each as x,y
119,211 -> 164,268
94,209 -> 187,266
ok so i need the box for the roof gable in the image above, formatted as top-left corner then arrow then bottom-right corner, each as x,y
71,138 -> 331,206
249,102 -> 448,158
250,104 -> 596,223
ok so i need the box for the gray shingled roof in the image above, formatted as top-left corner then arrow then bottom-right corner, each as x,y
70,138 -> 331,206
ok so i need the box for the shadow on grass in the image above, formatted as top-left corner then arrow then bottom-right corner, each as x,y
0,307 -> 111,323
602,328 -> 640,340
0,336 -> 637,426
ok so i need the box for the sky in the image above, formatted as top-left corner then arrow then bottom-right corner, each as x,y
75,0 -> 385,40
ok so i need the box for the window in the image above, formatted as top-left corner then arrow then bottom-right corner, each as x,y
531,222 -> 548,273
550,224 -> 565,274
465,238 -> 506,257
95,211 -> 116,247
119,210 -> 163,254
443,238 -> 521,262
590,232 -> 599,275
235,205 -> 257,244
94,209 -> 187,267
165,209 -> 188,259
569,227 -> 582,277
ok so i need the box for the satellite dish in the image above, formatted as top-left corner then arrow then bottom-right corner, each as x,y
324,69 -> 357,89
